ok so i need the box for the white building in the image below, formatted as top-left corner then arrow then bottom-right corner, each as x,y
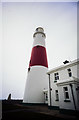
47,59 -> 79,111
23,27 -> 79,111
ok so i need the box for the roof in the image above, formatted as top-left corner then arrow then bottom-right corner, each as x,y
47,58 -> 79,74
56,76 -> 79,86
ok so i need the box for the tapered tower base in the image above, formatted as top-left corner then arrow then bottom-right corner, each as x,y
23,66 -> 48,103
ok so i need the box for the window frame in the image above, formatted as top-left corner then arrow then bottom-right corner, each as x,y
45,93 -> 48,101
67,68 -> 72,77
55,90 -> 59,101
63,86 -> 70,101
54,72 -> 59,82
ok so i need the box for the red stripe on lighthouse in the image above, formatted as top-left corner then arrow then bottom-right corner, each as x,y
29,46 -> 48,68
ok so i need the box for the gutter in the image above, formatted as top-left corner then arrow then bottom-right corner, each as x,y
70,84 -> 76,110
48,74 -> 52,106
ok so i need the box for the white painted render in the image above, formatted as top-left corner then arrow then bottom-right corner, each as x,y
43,89 -> 48,104
33,33 -> 46,47
47,59 -> 79,111
58,85 -> 75,110
23,27 -> 48,103
47,59 -> 79,74
23,66 -> 48,103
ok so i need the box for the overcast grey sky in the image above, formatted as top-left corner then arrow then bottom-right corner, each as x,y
1,0 -> 78,99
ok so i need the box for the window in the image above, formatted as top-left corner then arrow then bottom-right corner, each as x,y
30,60 -> 31,64
45,93 -> 48,101
28,67 -> 30,72
55,90 -> 59,101
36,28 -> 38,31
63,87 -> 69,100
54,72 -> 59,82
37,45 -> 40,48
67,68 -> 72,77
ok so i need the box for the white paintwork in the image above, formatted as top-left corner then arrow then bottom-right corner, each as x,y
47,59 -> 79,111
47,59 -> 79,74
23,28 -> 48,103
43,89 -> 48,104
57,83 -> 79,110
48,73 -> 59,107
23,66 -> 48,103
58,85 -> 75,110
33,33 -> 46,47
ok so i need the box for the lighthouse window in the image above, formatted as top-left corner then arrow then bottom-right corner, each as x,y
36,28 -> 38,31
37,45 -> 40,48
30,60 -> 31,64
28,67 -> 30,72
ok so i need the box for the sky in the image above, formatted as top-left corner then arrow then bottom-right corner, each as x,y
1,0 -> 78,99
1,0 -> 79,2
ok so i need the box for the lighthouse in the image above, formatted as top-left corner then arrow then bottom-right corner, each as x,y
23,27 -> 48,103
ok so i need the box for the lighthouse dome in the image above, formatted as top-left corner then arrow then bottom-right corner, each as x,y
33,27 -> 46,38
36,27 -> 44,33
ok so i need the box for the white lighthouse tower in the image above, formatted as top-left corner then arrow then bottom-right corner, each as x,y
23,27 -> 48,103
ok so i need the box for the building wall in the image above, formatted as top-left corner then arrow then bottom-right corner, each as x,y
76,83 -> 79,109
59,68 -> 69,81
77,63 -> 79,78
47,60 -> 79,111
58,84 -> 75,110
48,75 -> 50,106
72,64 -> 78,78
73,83 -> 79,110
50,74 -> 59,107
